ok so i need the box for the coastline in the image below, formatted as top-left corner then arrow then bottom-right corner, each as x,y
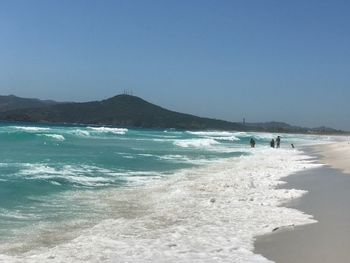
0,144 -> 319,262
0,127 -> 343,262
254,143 -> 350,263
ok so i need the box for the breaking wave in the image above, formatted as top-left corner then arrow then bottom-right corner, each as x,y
0,148 -> 322,262
87,127 -> 128,135
12,126 -> 51,132
38,134 -> 65,141
174,138 -> 220,148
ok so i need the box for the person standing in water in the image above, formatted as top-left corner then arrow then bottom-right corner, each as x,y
250,138 -> 256,148
276,136 -> 281,148
270,139 -> 275,148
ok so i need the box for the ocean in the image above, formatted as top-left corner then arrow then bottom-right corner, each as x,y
0,123 -> 329,262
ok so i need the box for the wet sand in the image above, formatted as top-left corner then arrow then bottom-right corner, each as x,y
254,145 -> 350,263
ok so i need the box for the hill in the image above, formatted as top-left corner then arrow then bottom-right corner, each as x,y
0,94 -> 345,134
0,95 -> 58,112
0,94 -> 248,130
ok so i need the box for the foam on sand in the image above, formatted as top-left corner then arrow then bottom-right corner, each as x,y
0,148 -> 321,262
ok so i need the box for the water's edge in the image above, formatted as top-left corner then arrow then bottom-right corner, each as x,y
254,146 -> 350,263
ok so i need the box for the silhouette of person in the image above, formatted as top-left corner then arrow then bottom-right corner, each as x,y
250,138 -> 256,148
270,139 -> 275,148
291,143 -> 295,148
276,136 -> 281,148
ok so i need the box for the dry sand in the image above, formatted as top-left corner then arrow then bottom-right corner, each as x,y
254,142 -> 350,263
313,140 -> 350,175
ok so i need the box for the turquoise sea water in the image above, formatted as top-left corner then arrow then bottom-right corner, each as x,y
0,122 -> 329,259
0,124 -> 242,239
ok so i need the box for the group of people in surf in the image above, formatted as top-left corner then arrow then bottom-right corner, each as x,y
250,136 -> 284,148
269,136 -> 281,148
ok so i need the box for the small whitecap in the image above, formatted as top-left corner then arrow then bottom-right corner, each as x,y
88,127 -> 128,135
38,134 -> 65,141
174,138 -> 219,148
12,126 -> 51,132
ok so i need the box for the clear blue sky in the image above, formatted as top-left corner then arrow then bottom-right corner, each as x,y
0,0 -> 349,130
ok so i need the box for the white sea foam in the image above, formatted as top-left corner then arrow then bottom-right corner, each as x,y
151,138 -> 173,142
137,153 -> 214,165
18,164 -> 116,187
232,131 -> 249,137
0,148 -> 322,262
137,153 -> 155,157
249,133 -> 276,140
70,129 -> 90,137
187,131 -> 240,141
31,174 -> 113,187
16,163 -> 165,187
187,131 -> 235,137
0,208 -> 36,221
50,181 -> 62,186
214,136 -> 240,141
38,134 -> 65,141
158,154 -> 215,165
87,127 -> 128,135
174,138 -> 220,148
12,126 -> 51,132
122,155 -> 135,159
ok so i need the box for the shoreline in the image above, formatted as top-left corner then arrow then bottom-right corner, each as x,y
254,143 -> 350,262
0,146 -> 318,262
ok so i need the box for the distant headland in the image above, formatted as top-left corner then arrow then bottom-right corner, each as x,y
0,94 -> 346,134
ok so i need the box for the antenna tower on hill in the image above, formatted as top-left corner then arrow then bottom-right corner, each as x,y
122,89 -> 133,96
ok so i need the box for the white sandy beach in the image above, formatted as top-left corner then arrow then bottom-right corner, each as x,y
313,139 -> 350,174
255,139 -> 350,263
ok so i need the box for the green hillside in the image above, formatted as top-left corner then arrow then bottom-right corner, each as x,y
0,94 -> 345,134
0,95 -> 58,112
0,95 -> 247,130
